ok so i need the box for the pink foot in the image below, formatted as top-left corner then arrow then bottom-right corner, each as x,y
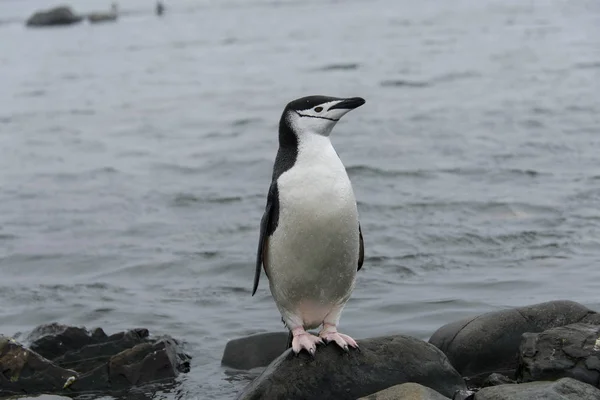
318,324 -> 359,352
291,327 -> 323,356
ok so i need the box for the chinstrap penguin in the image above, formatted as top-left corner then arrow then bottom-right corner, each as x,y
253,95 -> 365,355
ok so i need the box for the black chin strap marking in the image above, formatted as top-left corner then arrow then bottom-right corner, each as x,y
295,111 -> 339,122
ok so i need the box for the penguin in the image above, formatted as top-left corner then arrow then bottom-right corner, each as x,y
253,95 -> 365,355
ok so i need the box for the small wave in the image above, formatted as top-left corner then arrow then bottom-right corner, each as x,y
232,118 -> 262,127
316,63 -> 360,71
346,165 -> 434,178
432,70 -> 481,84
70,109 -> 95,116
531,106 -> 553,115
153,163 -> 204,175
15,89 -> 46,98
381,70 -> 480,89
574,61 -> 600,70
173,193 -> 243,207
380,79 -> 429,88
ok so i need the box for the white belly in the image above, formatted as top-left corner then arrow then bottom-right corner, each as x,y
266,135 -> 359,328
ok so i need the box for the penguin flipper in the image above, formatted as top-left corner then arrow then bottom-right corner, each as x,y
253,182 -> 278,296
358,224 -> 364,271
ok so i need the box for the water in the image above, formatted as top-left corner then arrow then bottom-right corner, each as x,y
1,0 -> 599,398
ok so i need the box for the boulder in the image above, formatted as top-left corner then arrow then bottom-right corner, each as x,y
517,323 -> 600,386
0,335 -> 77,397
428,300 -> 598,385
481,373 -> 515,388
26,6 -> 83,27
357,382 -> 451,400
0,324 -> 190,397
222,332 -> 288,370
452,390 -> 476,400
7,396 -> 71,400
70,338 -> 190,391
473,377 -> 600,400
237,335 -> 466,400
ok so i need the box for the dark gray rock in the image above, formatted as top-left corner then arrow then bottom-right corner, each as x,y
429,300 -> 598,385
222,332 -> 288,369
237,335 -> 466,400
517,323 -> 600,386
70,338 -> 190,391
481,373 -> 515,388
357,382 -> 451,400
1,324 -> 190,397
452,390 -> 475,400
26,6 -> 83,27
473,377 -> 600,400
8,396 -> 71,400
0,335 -> 77,397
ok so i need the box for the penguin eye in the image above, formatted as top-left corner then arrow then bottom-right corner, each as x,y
314,107 -> 323,113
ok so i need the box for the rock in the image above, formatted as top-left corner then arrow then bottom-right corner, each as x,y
222,332 -> 288,369
25,6 -> 83,27
70,338 -> 190,391
237,335 -> 466,400
357,382 -> 451,400
452,390 -> 475,400
7,396 -> 72,400
87,3 -> 118,24
0,335 -> 76,397
429,300 -> 598,385
517,323 -> 600,386
0,324 -> 190,397
481,373 -> 515,388
156,1 -> 165,16
473,377 -> 600,399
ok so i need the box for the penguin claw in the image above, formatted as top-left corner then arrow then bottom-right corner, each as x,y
291,332 -> 323,356
319,330 -> 359,352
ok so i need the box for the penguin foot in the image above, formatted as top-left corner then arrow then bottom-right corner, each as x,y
291,328 -> 323,356
318,324 -> 359,352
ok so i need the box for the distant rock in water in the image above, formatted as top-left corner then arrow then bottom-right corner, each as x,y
236,335 -> 466,400
0,323 -> 190,398
156,1 -> 165,16
26,6 -> 83,27
428,300 -> 599,386
87,3 -> 118,24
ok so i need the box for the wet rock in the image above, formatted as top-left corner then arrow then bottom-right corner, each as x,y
8,396 -> 71,400
357,382 -> 451,400
452,390 -> 475,400
26,6 -> 83,27
222,332 -> 288,369
0,335 -> 76,397
0,324 -> 190,397
70,338 -> 190,391
237,335 -> 466,400
517,323 -> 600,386
481,373 -> 515,388
473,377 -> 600,400
429,300 -> 598,385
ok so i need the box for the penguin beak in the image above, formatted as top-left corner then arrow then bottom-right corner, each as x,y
328,97 -> 366,111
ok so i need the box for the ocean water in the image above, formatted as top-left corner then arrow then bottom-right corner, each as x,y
0,0 -> 599,398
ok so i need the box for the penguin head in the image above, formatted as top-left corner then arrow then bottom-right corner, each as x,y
281,95 -> 365,138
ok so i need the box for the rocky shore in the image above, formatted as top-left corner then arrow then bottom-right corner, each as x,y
0,323 -> 190,398
224,300 -> 600,400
